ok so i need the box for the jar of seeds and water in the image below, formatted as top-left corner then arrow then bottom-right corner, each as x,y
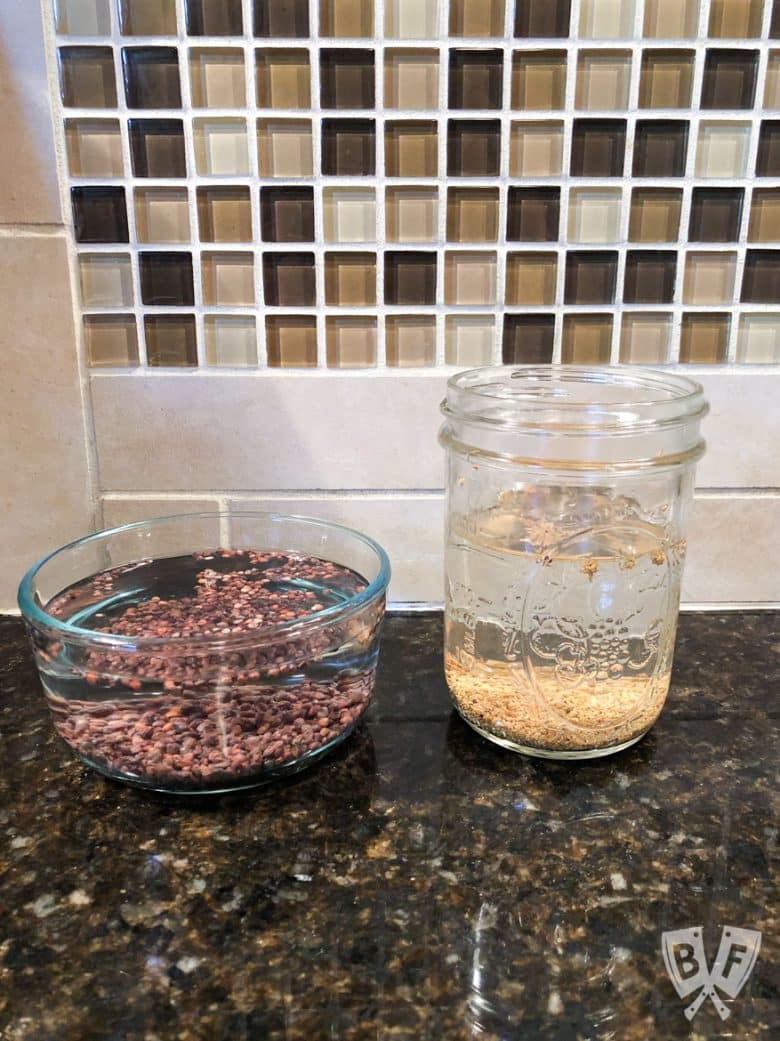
440,366 -> 708,759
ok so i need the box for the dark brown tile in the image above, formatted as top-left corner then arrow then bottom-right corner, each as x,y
59,47 -> 117,108
320,50 -> 375,109
757,121 -> 780,177
385,252 -> 437,305
632,120 -> 688,177
629,188 -> 683,242
689,188 -> 744,242
511,50 -> 566,109
122,47 -> 181,109
253,0 -> 309,37
72,187 -> 129,244
262,252 -> 316,306
564,251 -> 618,305
119,0 -> 178,36
324,252 -> 377,305
502,314 -> 555,363
260,187 -> 314,242
624,251 -> 677,304
514,0 -> 571,37
741,250 -> 780,303
139,251 -> 194,305
186,0 -> 243,34
447,119 -> 501,176
570,119 -> 626,177
701,49 -> 758,109
129,119 -> 186,177
448,50 -> 503,109
507,187 -> 560,241
322,119 -> 376,175
773,0 -> 780,37
144,314 -> 198,367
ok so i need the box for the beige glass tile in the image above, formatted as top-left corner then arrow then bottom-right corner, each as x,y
257,119 -> 313,177
505,252 -> 557,305
509,121 -> 563,176
679,313 -> 730,363
385,0 -> 439,39
189,49 -> 245,108
765,53 -> 780,109
737,314 -> 780,362
561,314 -> 613,363
629,189 -> 682,243
444,252 -> 497,305
266,315 -> 317,367
568,188 -> 622,244
204,316 -> 257,367
201,252 -> 254,306
79,253 -> 133,307
619,313 -> 672,364
196,186 -> 252,242
193,118 -> 249,175
749,189 -> 780,243
576,51 -> 631,110
683,252 -> 737,305
695,122 -> 751,178
511,51 -> 566,110
56,0 -> 111,35
446,188 -> 499,243
449,0 -> 504,37
323,188 -> 376,243
134,187 -> 190,243
324,253 -> 376,305
579,0 -> 636,39
84,314 -> 139,366
639,51 -> 694,109
386,187 -> 438,243
644,0 -> 700,38
386,316 -> 436,366
445,315 -> 495,365
255,49 -> 311,109
708,0 -> 763,38
65,119 -> 123,177
119,0 -> 178,35
326,316 -> 377,368
320,0 -> 374,37
384,49 -> 439,110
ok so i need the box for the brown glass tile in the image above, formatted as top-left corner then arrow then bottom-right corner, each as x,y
122,47 -> 181,109
709,0 -> 763,38
741,250 -> 780,303
749,189 -> 780,243
507,188 -> 560,242
326,316 -> 377,368
59,47 -> 117,108
256,49 -> 311,108
384,49 -> 439,110
320,0 -> 374,37
619,314 -> 672,364
262,252 -> 316,306
72,187 -> 129,243
773,0 -> 780,37
689,188 -> 743,242
260,187 -> 314,242
757,122 -> 780,177
84,315 -> 139,367
449,0 -> 505,37
129,119 -> 186,177
322,119 -> 376,175
201,252 -> 255,306
385,252 -> 437,305
679,314 -> 729,363
266,315 -> 317,368
325,252 -> 376,305
632,121 -> 688,177
385,316 -> 436,367
190,49 -> 245,108
139,252 -> 194,306
65,118 -> 123,177
570,120 -> 626,177
386,121 -> 437,177
561,314 -> 613,363
186,0 -> 243,34
120,0 -> 178,35
643,0 -> 698,37
196,186 -> 252,242
683,252 -> 737,304
511,51 -> 566,110
144,314 -> 198,367
514,0 -> 571,37
447,119 -> 501,176
765,52 -> 780,108
629,188 -> 682,242
639,51 -> 694,109
502,315 -> 555,364
624,251 -> 677,304
253,0 -> 310,37
135,187 -> 190,243
701,50 -> 758,110
446,187 -> 500,242
564,251 -> 618,305
449,50 -> 503,110
505,252 -> 557,305
386,187 -> 438,243
320,50 -> 375,109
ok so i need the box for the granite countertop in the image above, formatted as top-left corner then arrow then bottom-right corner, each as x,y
0,611 -> 777,1041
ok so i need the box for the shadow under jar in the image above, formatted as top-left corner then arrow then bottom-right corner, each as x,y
18,513 -> 389,794
440,367 -> 708,760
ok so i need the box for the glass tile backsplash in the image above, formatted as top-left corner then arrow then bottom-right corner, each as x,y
54,0 -> 780,368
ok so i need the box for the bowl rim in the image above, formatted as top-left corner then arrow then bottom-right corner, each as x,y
17,511 -> 391,651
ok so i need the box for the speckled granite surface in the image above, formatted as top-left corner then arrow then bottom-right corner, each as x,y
0,612 -> 777,1041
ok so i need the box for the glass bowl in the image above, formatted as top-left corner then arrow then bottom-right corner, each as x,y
18,512 -> 390,794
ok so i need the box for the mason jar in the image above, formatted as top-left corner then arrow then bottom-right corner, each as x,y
439,366 -> 708,759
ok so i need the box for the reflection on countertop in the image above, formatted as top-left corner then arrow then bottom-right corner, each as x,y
0,611 -> 777,1041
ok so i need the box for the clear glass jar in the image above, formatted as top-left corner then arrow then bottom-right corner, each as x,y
440,366 -> 708,759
